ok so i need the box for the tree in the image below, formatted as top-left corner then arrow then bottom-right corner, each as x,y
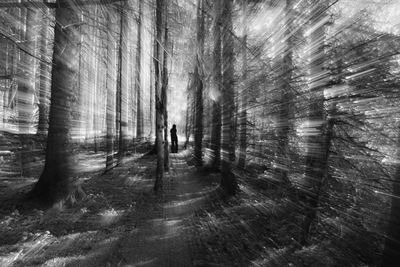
220,0 -> 237,195
37,7 -> 53,136
300,2 -> 332,244
31,0 -> 83,204
135,0 -> 144,139
382,140 -> 400,266
154,0 -> 165,191
193,0 -> 205,167
210,0 -> 222,171
117,1 -> 129,161
237,0 -> 248,169
274,0 -> 294,184
105,10 -> 117,172
162,3 -> 169,171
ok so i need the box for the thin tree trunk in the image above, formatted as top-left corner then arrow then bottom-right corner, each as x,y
149,46 -> 155,140
117,1 -> 128,160
220,0 -> 237,195
193,0 -> 205,168
31,1 -> 83,204
106,12 -> 117,172
136,0 -> 144,139
210,0 -> 222,170
93,6 -> 100,153
238,1 -> 248,169
154,0 -> 165,191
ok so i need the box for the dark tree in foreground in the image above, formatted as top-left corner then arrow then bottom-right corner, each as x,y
31,1 -> 83,204
220,0 -> 237,195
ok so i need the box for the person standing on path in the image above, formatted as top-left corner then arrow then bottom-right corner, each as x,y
170,124 -> 178,153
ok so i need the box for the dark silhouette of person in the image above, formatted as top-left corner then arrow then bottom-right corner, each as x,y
170,124 -> 178,153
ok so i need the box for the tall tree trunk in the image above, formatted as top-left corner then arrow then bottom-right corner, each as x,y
238,0 -> 248,169
300,3 -> 331,244
210,0 -> 222,170
163,11 -> 169,171
117,1 -> 128,160
135,0 -> 144,139
275,0 -> 294,184
106,12 -> 117,172
193,0 -> 205,167
37,8 -> 52,136
93,6 -> 100,153
154,0 -> 165,191
31,1 -> 83,204
220,0 -> 237,195
18,6 -> 39,177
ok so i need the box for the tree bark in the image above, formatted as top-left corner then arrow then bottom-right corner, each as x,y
31,0 -> 83,204
220,0 -> 237,195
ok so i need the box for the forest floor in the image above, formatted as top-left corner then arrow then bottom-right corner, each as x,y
0,147 -> 335,267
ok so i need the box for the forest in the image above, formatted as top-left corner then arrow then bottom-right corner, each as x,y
1,0 -> 400,266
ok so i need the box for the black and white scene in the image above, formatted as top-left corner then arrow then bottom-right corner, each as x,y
0,0 -> 400,266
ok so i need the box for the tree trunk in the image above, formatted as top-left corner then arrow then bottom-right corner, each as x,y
117,1 -> 128,160
193,0 -> 205,168
238,1 -> 248,169
163,12 -> 169,171
274,0 -> 294,184
382,148 -> 400,266
92,6 -> 100,153
220,0 -> 237,195
154,0 -> 165,192
18,6 -> 39,177
300,3 -> 331,244
210,0 -> 222,170
135,0 -> 144,139
31,1 -> 83,204
37,7 -> 52,135
105,12 -> 117,172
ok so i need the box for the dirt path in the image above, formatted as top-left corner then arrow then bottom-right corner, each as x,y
112,151 -> 217,267
0,150 -> 219,267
